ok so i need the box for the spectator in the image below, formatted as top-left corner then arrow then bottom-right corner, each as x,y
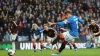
0,0 -> 100,42
17,21 -> 24,41
22,25 -> 30,41
79,23 -> 87,42
0,27 -> 4,42
4,31 -> 11,41
0,32 -> 4,42
15,5 -> 22,17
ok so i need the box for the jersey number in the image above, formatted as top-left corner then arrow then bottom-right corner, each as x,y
76,21 -> 78,29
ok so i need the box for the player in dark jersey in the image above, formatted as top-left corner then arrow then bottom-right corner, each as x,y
89,19 -> 100,47
43,24 -> 58,52
10,21 -> 18,52
30,24 -> 43,52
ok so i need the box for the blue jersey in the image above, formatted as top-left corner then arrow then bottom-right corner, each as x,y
30,27 -> 42,37
56,16 -> 84,37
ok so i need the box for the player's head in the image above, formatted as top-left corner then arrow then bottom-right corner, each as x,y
65,10 -> 72,18
44,24 -> 48,31
91,19 -> 96,25
32,24 -> 38,30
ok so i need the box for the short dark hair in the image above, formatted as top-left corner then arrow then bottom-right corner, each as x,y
65,10 -> 71,15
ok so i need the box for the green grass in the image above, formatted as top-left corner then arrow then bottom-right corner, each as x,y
0,49 -> 100,56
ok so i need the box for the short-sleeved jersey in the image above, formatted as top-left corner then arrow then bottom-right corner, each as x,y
56,16 -> 84,37
43,28 -> 56,38
89,24 -> 99,33
89,24 -> 100,36
30,27 -> 42,37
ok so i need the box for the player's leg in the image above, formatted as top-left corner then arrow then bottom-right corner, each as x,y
47,38 -> 52,49
51,42 -> 59,52
39,38 -> 44,51
54,33 -> 68,53
70,39 -> 77,51
68,35 -> 78,51
51,36 -> 60,52
98,36 -> 100,47
63,31 -> 78,51
94,37 -> 98,48
32,38 -> 36,52
97,36 -> 100,47
11,33 -> 17,51
52,33 -> 67,55
51,35 -> 59,45
44,36 -> 52,50
52,40 -> 68,55
53,31 -> 77,54
67,43 -> 72,50
44,36 -> 59,52
59,40 -> 67,53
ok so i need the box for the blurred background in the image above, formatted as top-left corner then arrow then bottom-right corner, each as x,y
0,0 -> 100,44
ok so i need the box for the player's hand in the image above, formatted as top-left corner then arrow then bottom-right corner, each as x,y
63,20 -> 67,24
48,22 -> 53,25
93,33 -> 98,36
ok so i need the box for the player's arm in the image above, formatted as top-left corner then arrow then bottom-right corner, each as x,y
13,21 -> 17,27
78,17 -> 84,24
38,27 -> 43,39
48,19 -> 68,26
94,31 -> 100,36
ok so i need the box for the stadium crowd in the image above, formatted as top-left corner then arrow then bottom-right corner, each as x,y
0,0 -> 100,42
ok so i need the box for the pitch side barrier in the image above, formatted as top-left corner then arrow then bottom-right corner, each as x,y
0,41 -> 95,50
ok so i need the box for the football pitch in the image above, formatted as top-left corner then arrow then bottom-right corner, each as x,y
0,48 -> 100,56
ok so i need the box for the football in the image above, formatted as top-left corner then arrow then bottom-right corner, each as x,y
8,49 -> 15,56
